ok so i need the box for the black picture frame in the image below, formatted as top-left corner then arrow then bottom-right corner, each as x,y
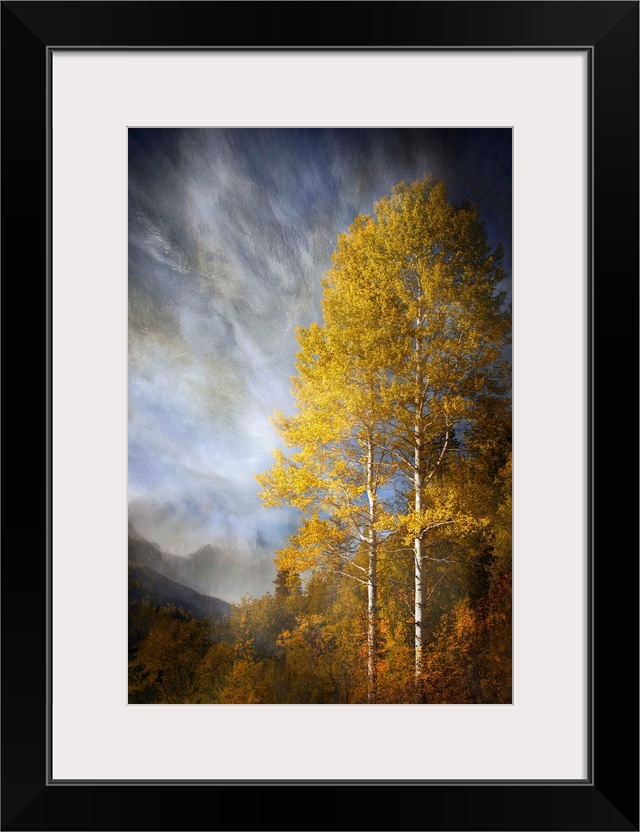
2,2 -> 638,830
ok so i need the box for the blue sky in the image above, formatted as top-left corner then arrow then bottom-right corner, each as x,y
128,128 -> 512,592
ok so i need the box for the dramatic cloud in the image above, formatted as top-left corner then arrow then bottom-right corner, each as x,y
128,128 -> 512,598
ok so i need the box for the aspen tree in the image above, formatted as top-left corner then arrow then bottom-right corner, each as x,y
257,176 -> 510,702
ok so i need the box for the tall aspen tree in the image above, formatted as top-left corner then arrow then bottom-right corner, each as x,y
257,176 -> 510,702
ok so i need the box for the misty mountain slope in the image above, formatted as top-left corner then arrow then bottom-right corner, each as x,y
128,525 -> 276,602
128,564 -> 231,621
129,523 -> 275,601
128,524 -> 162,570
159,542 -> 275,602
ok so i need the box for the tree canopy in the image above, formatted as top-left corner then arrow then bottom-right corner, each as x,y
256,176 -> 511,703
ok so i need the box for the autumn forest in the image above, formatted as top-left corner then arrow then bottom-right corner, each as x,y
129,168 -> 512,705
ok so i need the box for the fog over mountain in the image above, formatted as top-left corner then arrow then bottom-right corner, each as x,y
128,128 -> 512,601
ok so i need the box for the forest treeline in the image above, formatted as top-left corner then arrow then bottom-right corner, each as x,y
129,176 -> 512,704
129,524 -> 510,704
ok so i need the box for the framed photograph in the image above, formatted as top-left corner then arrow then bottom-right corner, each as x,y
2,2 -> 637,830
125,125 -> 514,711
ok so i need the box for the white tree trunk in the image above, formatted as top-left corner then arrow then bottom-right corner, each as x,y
414,429 -> 425,702
413,313 -> 427,703
366,437 -> 377,704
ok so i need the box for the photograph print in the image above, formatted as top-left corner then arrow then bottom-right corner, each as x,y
128,128 -> 512,705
